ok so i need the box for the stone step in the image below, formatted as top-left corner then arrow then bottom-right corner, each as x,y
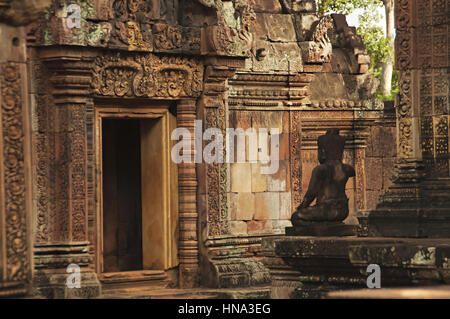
100,270 -> 172,291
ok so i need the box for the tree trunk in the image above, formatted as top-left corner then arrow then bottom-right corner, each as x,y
380,0 -> 395,97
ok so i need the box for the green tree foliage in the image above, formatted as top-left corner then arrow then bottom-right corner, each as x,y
317,0 -> 379,15
317,0 -> 398,100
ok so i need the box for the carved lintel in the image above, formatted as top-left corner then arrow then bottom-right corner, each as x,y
92,53 -> 203,99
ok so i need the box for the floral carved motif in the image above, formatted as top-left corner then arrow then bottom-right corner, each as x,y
1,62 -> 28,282
92,53 -> 203,99
290,111 -> 302,210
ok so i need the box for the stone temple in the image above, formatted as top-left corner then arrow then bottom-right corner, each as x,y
0,0 -> 448,299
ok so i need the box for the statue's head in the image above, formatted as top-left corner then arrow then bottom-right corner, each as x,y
317,128 -> 346,164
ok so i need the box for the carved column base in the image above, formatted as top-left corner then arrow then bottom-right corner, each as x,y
200,239 -> 271,288
32,243 -> 101,298
179,265 -> 199,289
367,160 -> 450,238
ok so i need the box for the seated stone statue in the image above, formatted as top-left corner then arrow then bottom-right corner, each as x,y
291,128 -> 355,224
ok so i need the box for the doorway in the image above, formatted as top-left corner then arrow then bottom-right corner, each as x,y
102,118 -> 143,272
96,108 -> 179,276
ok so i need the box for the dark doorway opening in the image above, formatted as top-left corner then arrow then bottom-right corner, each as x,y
102,118 -> 143,272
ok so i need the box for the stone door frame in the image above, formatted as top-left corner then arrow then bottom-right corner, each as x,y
93,105 -> 179,276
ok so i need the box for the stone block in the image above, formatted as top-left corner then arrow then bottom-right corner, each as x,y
366,190 -> 380,211
251,111 -> 283,131
357,54 -> 370,64
331,49 -> 359,74
263,14 -> 297,42
229,111 -> 252,130
279,192 -> 292,220
273,220 -> 293,233
266,160 -> 288,192
280,0 -> 316,13
293,14 -> 319,41
380,126 -> 397,157
278,133 -> 290,160
248,0 -> 282,13
231,163 -> 252,193
231,192 -> 255,221
382,158 -> 395,189
309,73 -> 350,102
247,220 -> 273,235
359,64 -> 369,74
254,192 -> 280,220
252,41 -> 303,73
230,221 -> 248,236
250,13 -> 270,41
251,163 -> 268,193
365,157 -> 383,191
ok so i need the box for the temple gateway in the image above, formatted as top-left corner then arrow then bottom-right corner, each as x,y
0,0 -> 448,299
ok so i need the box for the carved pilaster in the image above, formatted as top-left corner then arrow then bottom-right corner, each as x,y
177,99 -> 199,288
32,48 -> 100,298
289,111 -> 302,210
0,61 -> 32,297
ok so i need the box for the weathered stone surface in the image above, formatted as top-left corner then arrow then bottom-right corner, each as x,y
365,158 -> 383,191
230,221 -> 248,235
263,14 -> 297,42
247,220 -> 272,234
279,192 -> 292,220
280,0 -> 316,13
254,192 -> 280,220
309,73 -> 350,102
248,0 -> 282,13
251,41 -> 303,72
293,14 -> 319,42
231,163 -> 252,193
251,163 -> 268,193
231,192 -> 255,221
266,160 -> 288,192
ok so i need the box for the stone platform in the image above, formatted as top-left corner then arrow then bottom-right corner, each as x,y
262,236 -> 450,299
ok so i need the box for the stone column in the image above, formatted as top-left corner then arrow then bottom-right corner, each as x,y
32,48 -> 100,298
368,0 -> 450,238
177,98 -> 199,288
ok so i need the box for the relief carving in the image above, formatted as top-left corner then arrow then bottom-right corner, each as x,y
300,15 -> 333,63
92,53 -> 203,99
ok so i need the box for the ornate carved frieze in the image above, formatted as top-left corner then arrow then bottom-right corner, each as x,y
92,53 -> 203,99
0,62 -> 29,283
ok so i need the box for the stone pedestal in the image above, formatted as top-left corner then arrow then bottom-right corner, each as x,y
286,222 -> 357,236
33,243 -> 101,299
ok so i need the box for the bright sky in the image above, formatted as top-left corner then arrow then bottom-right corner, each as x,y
345,7 -> 386,34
